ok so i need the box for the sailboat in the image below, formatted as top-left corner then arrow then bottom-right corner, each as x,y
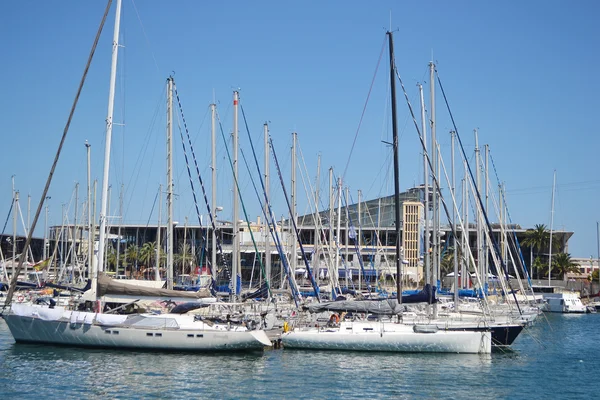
282,31 -> 492,354
537,171 -> 586,313
1,0 -> 271,351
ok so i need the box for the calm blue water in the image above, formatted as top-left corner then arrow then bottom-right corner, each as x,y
0,313 -> 596,399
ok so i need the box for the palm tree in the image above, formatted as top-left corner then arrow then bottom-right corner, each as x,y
521,224 -> 559,278
105,245 -> 117,272
551,253 -> 579,280
125,244 -> 139,277
139,242 -> 156,268
175,242 -> 194,275
440,247 -> 459,277
139,242 -> 156,278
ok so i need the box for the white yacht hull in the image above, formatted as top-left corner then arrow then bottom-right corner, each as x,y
3,304 -> 271,351
282,321 -> 491,354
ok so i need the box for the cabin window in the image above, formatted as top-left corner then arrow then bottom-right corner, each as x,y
104,330 -> 111,334
147,333 -> 154,337
155,333 -> 162,337
187,334 -> 194,338
113,331 -> 119,335
196,334 -> 204,338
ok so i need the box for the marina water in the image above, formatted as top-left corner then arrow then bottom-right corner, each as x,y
0,314 -> 596,399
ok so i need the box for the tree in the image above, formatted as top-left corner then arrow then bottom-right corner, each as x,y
175,242 -> 194,275
125,244 -> 139,276
139,242 -> 156,268
532,256 -> 545,278
105,245 -> 117,272
551,253 -> 579,280
521,224 -> 559,278
440,247 -> 460,277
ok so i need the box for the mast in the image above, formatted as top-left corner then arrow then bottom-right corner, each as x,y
12,191 -> 18,278
357,189 -> 362,290
463,161 -> 469,289
156,184 -> 162,281
451,130 -> 458,305
72,183 -> 79,272
232,90 -> 239,299
329,167 -> 334,284
335,177 -> 342,289
548,170 -> 556,287
44,199 -> 49,261
418,83 -> 429,287
387,31 -> 402,305
115,184 -> 123,276
291,132 -> 297,276
484,144 -> 489,291
211,103 -> 217,283
474,129 -> 483,290
85,141 -> 92,278
263,122 -> 271,286
96,0 -> 122,297
313,153 -> 321,282
597,221 -> 599,291
345,186 -> 349,288
166,76 -> 174,290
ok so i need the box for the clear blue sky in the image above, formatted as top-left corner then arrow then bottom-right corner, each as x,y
1,1 -> 599,258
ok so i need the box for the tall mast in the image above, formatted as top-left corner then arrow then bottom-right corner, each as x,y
313,153 -> 321,281
418,83 -> 429,287
211,103 -> 217,283
232,90 -> 239,299
12,191 -> 18,278
85,141 -> 92,278
474,129 -> 483,289
463,162 -> 469,289
484,144 -> 489,290
429,59 -> 437,319
548,170 -> 556,287
166,76 -> 174,290
344,186 -> 349,288
96,0 -> 123,295
387,31 -> 402,305
291,132 -> 297,275
264,122 -> 271,284
357,189 -> 362,291
335,177 -> 342,289
451,130 -> 458,305
72,183 -> 79,271
329,167 -> 334,284
429,61 -> 437,291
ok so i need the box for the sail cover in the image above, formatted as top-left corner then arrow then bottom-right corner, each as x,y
97,273 -> 211,299
306,284 -> 437,315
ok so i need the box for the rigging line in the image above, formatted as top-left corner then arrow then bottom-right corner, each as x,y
172,82 -> 226,282
219,112 -> 277,299
3,0 -> 114,309
1,202 -> 14,236
270,136 -> 321,300
488,152 -> 534,287
140,187 -> 159,245
238,148 -> 275,295
124,84 -> 165,221
130,0 -> 161,75
435,70 -> 521,313
216,111 -> 271,292
341,35 -> 387,182
236,102 -> 299,300
173,86 -> 208,274
394,64 -> 491,308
